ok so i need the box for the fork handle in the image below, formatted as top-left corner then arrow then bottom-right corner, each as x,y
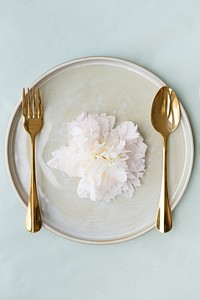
25,136 -> 42,232
156,135 -> 172,233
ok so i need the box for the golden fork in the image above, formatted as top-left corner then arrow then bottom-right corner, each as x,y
22,87 -> 43,232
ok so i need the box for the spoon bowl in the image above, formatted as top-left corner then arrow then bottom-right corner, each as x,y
151,86 -> 181,233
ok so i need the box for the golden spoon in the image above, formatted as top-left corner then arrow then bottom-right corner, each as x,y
151,86 -> 181,233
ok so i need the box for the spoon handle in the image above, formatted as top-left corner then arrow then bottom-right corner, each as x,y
156,136 -> 172,233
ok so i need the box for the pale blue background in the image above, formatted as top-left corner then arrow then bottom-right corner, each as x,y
1,1 -> 200,299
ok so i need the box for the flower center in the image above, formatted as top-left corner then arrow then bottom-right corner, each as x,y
92,142 -> 114,161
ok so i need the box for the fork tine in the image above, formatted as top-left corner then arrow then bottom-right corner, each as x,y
32,88 -> 36,118
37,88 -> 43,118
27,88 -> 33,118
22,88 -> 26,116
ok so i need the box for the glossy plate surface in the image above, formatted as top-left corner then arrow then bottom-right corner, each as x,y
6,57 -> 194,243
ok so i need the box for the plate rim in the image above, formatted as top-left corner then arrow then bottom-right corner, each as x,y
5,56 -> 194,244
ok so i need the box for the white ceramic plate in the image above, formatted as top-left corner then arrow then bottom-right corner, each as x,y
6,57 -> 194,244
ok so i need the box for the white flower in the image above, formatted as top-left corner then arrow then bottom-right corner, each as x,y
47,112 -> 147,202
